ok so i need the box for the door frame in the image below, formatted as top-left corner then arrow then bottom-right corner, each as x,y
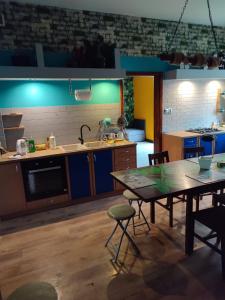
122,72 -> 163,153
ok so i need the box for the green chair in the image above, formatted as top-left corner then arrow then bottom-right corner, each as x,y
123,189 -> 151,234
105,204 -> 140,263
7,282 -> 58,300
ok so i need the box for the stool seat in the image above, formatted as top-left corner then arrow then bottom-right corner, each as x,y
123,189 -> 140,201
108,204 -> 135,221
7,282 -> 58,300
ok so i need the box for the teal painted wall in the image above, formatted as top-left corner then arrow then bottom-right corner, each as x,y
120,56 -> 176,72
0,80 -> 120,108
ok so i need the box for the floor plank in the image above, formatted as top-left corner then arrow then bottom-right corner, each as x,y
1,195 -> 225,300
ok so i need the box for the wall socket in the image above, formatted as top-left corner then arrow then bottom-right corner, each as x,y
164,107 -> 172,115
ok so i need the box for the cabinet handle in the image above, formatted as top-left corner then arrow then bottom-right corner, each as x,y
15,164 -> 18,172
94,154 -> 96,162
87,155 -> 90,163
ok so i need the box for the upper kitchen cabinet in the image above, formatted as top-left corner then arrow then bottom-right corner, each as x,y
0,162 -> 26,217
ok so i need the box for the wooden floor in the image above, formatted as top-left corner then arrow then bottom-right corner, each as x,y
1,195 -> 225,300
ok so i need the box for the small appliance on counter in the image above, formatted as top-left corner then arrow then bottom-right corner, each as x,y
16,138 -> 28,156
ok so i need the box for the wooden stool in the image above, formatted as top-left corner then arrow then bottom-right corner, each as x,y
105,204 -> 140,263
123,189 -> 151,234
7,282 -> 58,300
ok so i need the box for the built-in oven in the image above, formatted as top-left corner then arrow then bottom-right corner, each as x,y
21,156 -> 68,201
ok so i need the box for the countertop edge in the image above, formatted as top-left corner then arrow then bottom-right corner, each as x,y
0,141 -> 137,165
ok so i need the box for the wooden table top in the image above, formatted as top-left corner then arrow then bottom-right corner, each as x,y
111,156 -> 225,202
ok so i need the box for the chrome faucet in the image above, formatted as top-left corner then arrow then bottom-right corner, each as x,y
78,124 -> 91,144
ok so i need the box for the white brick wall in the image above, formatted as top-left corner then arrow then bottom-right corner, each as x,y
163,79 -> 225,132
0,103 -> 121,147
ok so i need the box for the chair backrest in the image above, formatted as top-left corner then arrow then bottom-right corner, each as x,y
148,151 -> 170,166
184,146 -> 204,159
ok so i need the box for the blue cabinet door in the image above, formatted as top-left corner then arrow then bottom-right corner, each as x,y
183,137 -> 198,158
200,137 -> 212,155
93,149 -> 114,194
68,153 -> 91,199
215,133 -> 225,154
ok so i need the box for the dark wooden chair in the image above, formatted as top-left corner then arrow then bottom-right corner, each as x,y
148,150 -> 170,165
148,151 -> 178,227
184,146 -> 204,159
190,193 -> 225,279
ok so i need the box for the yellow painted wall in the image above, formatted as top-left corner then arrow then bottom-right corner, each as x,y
133,76 -> 154,141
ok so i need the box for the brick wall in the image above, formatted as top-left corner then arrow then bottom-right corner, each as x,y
163,79 -> 225,132
0,1 -> 225,55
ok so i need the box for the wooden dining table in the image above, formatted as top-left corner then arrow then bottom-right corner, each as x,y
111,153 -> 225,255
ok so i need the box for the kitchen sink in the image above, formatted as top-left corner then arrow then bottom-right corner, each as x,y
60,144 -> 85,152
84,141 -> 108,148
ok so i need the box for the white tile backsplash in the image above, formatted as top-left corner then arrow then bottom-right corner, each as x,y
0,103 -> 121,147
163,79 -> 225,132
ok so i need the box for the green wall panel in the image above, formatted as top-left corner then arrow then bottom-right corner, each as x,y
0,80 -> 120,108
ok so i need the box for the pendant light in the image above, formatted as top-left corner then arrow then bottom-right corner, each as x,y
69,79 -> 92,101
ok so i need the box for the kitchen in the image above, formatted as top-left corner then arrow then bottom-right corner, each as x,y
1,0 -> 225,300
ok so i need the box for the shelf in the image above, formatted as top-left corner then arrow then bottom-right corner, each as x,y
164,69 -> 225,80
0,44 -> 126,80
4,126 -> 24,131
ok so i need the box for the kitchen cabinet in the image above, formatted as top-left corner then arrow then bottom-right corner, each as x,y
0,162 -> 26,217
183,137 -> 198,158
68,146 -> 136,198
200,137 -> 213,155
68,149 -> 114,199
93,149 -> 114,194
68,153 -> 92,199
114,145 -> 137,191
215,134 -> 225,154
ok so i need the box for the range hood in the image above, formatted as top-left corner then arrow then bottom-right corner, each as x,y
164,69 -> 225,80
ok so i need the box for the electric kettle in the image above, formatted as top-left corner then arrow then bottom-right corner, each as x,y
16,138 -> 28,156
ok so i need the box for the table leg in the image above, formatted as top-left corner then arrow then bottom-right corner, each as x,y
150,201 -> 155,224
185,193 -> 194,255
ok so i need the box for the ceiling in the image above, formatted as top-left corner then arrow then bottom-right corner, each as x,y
8,0 -> 225,27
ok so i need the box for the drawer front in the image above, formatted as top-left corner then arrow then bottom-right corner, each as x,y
114,158 -> 136,171
114,146 -> 136,162
183,137 -> 198,148
114,146 -> 136,191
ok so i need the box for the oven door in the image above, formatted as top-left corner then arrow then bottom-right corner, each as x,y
22,157 -> 68,201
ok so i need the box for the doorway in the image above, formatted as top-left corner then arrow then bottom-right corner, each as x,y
122,72 -> 163,167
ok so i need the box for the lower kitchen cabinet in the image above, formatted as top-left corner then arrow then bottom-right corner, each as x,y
114,145 -> 137,191
215,134 -> 225,154
93,149 -> 114,194
0,162 -> 26,217
200,137 -> 213,155
68,153 -> 91,199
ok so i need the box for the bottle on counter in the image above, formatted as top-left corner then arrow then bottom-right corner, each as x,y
49,133 -> 57,150
28,137 -> 36,153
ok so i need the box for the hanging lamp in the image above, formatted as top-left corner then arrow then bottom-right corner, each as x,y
160,0 -> 224,70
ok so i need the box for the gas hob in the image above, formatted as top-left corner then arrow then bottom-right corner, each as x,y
186,128 -> 222,134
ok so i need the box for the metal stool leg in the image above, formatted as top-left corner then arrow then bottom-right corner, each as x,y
129,199 -> 151,233
105,222 -> 119,247
117,220 -> 140,257
139,204 -> 151,232
113,219 -> 130,263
